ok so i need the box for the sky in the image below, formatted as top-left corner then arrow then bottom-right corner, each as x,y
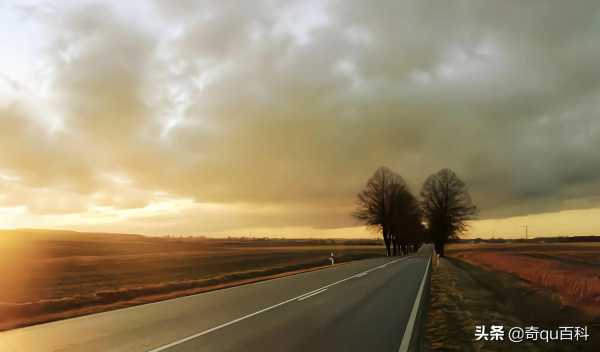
1,0 -> 600,238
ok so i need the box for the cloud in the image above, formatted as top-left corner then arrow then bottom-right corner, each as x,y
1,0 -> 600,234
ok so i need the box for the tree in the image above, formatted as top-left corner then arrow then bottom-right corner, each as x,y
353,167 -> 401,255
353,166 -> 422,256
388,182 -> 424,255
420,168 -> 477,257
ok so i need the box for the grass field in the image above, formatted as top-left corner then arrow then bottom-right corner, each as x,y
447,242 -> 600,318
0,229 -> 384,331
424,256 -> 598,351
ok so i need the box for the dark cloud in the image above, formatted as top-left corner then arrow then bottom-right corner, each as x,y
2,0 -> 600,233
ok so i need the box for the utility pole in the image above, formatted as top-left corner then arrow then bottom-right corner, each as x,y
521,225 -> 528,241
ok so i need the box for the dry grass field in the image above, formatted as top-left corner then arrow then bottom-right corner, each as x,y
0,229 -> 384,331
447,242 -> 600,318
424,256 -> 598,352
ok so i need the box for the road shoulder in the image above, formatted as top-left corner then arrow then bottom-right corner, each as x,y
423,257 -> 598,351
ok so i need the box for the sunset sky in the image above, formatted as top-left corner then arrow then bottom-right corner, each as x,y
1,1 -> 600,238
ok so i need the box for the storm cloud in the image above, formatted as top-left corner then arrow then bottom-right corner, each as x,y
1,0 -> 600,235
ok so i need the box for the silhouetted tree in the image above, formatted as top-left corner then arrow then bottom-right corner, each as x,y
354,167 -> 424,256
388,182 -> 424,255
420,168 -> 477,257
353,167 -> 403,256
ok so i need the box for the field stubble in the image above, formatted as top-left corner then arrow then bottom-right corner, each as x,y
447,243 -> 600,317
0,230 -> 384,331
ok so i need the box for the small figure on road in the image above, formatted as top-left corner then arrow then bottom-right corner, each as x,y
329,252 -> 335,265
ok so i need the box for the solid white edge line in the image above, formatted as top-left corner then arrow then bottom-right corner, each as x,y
147,257 -> 408,352
297,288 -> 328,301
398,256 -> 431,352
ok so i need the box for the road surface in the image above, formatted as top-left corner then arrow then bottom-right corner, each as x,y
0,247 -> 432,352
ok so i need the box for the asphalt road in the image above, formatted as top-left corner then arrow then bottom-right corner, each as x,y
0,247 -> 432,352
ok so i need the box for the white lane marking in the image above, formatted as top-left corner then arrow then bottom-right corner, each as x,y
355,259 -> 401,277
147,257 -> 407,352
297,288 -> 327,301
398,256 -> 432,352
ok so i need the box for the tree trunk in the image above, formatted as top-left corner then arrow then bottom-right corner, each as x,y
383,235 -> 391,256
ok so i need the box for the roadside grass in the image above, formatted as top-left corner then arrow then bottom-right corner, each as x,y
447,243 -> 600,318
424,256 -> 597,351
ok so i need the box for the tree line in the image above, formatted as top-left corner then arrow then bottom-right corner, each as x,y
353,167 -> 477,257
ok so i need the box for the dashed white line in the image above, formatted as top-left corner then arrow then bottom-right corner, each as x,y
297,288 -> 327,301
147,257 -> 407,352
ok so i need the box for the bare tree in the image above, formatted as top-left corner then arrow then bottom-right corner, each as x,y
388,183 -> 424,255
354,167 -> 423,256
420,168 -> 477,257
353,167 -> 403,256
